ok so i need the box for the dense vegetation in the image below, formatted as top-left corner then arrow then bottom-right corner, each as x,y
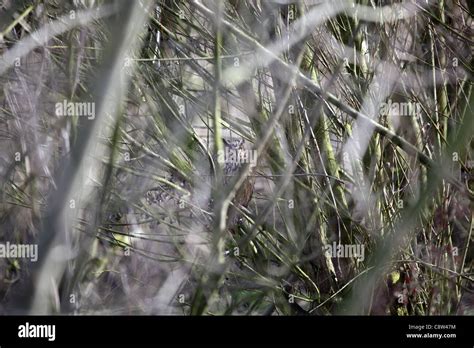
0,0 -> 472,315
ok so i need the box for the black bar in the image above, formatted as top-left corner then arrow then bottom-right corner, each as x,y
0,316 -> 472,346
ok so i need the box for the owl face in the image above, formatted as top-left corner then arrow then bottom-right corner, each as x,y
223,137 -> 244,150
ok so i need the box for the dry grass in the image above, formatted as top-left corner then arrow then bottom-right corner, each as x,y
0,0 -> 472,315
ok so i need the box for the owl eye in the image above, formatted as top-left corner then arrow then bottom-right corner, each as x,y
222,138 -> 231,147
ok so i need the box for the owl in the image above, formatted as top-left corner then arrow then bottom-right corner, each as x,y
222,137 -> 245,183
220,137 -> 255,229
139,138 -> 255,232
